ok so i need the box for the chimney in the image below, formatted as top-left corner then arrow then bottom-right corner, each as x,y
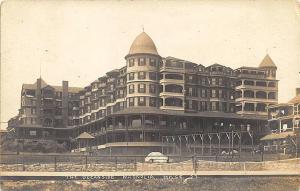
62,81 -> 69,127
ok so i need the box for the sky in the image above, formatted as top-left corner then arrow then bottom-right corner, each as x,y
1,0 -> 300,129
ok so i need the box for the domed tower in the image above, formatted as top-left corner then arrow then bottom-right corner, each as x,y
125,32 -> 161,108
259,54 -> 277,80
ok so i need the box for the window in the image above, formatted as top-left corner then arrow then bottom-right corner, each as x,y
187,75 -> 195,83
149,72 -> 156,80
219,78 -> 223,86
201,89 -> 206,98
211,78 -> 216,85
129,59 -> 134,67
149,97 -> 156,107
211,89 -> 217,98
31,100 -> 36,106
192,100 -> 198,110
165,62 -> 183,68
150,58 -> 156,67
200,101 -> 207,111
128,73 -> 135,80
187,87 -> 197,97
118,89 -> 124,98
138,84 -> 146,93
219,90 -> 224,98
129,85 -> 135,94
129,97 -> 135,106
165,74 -> 183,80
138,72 -> 146,79
29,130 -> 37,136
110,84 -> 114,91
138,97 -> 146,106
187,87 -> 192,96
188,100 -> 192,109
31,108 -> 36,114
149,84 -> 156,94
138,58 -> 145,66
201,78 -> 206,85
211,102 -> 218,111
118,78 -> 124,85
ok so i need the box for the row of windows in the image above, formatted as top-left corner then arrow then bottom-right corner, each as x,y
184,100 -> 235,112
128,57 -> 158,67
20,117 -> 37,125
128,72 -> 157,81
236,80 -> 276,87
91,78 -> 126,90
127,97 -> 158,107
128,84 -> 157,94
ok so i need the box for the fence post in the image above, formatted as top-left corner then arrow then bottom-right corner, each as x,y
194,155 -> 197,173
22,155 -> 25,171
85,155 -> 88,170
115,156 -> 118,170
54,156 -> 57,172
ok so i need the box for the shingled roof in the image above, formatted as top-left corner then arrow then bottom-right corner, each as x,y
259,54 -> 277,68
288,94 -> 300,104
22,78 -> 83,93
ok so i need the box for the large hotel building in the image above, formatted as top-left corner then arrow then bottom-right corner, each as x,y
9,32 -> 279,154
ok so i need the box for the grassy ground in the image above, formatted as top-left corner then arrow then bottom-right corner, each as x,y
1,177 -> 299,191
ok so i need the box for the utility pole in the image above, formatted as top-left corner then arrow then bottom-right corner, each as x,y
295,128 -> 300,158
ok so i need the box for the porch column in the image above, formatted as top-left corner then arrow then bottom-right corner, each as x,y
105,118 -> 108,143
125,115 -> 128,142
112,116 -> 116,142
142,114 -> 145,142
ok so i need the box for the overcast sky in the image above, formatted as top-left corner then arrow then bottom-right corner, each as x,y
1,0 -> 300,129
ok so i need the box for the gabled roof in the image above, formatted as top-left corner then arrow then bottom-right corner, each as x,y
22,78 -> 48,90
52,86 -> 83,93
288,94 -> 300,104
259,54 -> 277,68
76,132 -> 95,139
22,78 -> 83,93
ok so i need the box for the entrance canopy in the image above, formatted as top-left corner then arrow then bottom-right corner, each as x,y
76,132 -> 95,140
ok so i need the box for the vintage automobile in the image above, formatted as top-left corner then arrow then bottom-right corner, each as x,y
144,152 -> 169,163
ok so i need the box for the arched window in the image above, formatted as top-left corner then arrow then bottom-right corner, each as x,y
165,84 -> 183,93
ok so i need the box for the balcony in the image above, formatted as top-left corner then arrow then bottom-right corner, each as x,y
99,83 -> 107,88
235,84 -> 277,91
237,73 -> 265,79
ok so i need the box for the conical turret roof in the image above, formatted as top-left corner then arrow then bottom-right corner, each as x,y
259,54 -> 277,68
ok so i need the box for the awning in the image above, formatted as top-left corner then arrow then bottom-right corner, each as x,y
76,132 -> 95,140
260,131 -> 295,141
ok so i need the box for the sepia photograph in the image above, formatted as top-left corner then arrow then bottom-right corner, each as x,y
0,0 -> 300,190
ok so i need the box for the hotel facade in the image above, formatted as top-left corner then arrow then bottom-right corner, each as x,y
9,32 -> 279,154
